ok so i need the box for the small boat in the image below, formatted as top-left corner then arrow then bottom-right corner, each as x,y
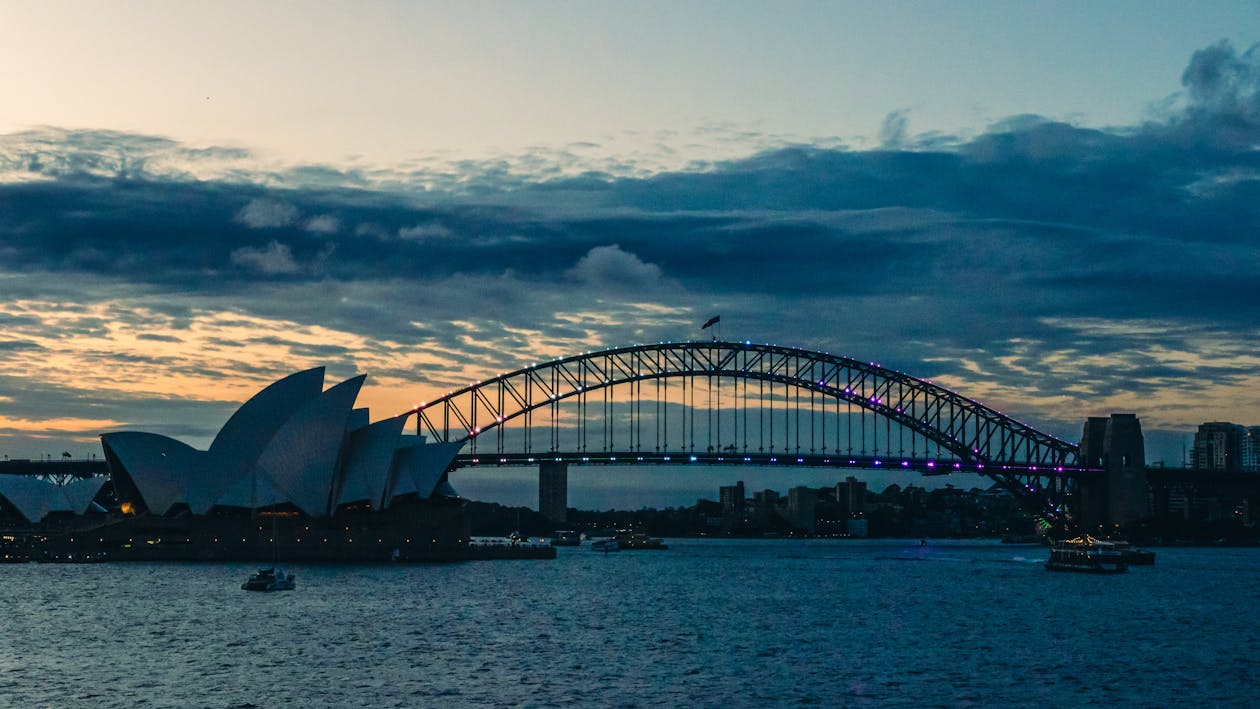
1045,538 -> 1127,574
241,566 -> 296,591
551,530 -> 582,546
591,538 -> 620,553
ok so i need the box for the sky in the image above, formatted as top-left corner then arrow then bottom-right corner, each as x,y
2,1 -> 1259,508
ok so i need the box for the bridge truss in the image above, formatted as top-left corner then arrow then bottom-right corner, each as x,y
411,342 -> 1096,521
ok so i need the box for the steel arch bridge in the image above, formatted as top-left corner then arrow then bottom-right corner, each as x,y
410,341 -> 1097,522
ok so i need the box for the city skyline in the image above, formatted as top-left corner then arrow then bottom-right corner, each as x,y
2,3 -> 1259,508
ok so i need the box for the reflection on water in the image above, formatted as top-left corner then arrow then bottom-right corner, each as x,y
2,539 -> 1257,707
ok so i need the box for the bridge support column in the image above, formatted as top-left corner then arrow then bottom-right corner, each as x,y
539,461 -> 568,524
1078,414 -> 1149,532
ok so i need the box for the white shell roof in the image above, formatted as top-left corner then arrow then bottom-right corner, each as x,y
255,375 -> 365,517
336,414 -> 408,509
98,369 -> 464,519
0,476 -> 107,523
99,432 -> 203,516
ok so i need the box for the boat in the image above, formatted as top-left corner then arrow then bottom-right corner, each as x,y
1045,537 -> 1128,574
614,530 -> 668,550
551,530 -> 581,546
466,532 -> 557,559
242,512 -> 296,590
590,538 -> 620,553
1108,539 -> 1156,565
241,566 -> 296,591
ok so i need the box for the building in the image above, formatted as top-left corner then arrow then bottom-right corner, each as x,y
1190,422 -> 1245,473
835,476 -> 867,519
0,476 -> 108,526
719,480 -> 745,514
1242,427 -> 1260,474
538,461 -> 568,523
3,367 -> 481,562
787,486 -> 816,534
751,488 -> 780,526
100,368 -> 462,518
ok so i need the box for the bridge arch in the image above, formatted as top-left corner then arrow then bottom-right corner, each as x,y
410,341 -> 1090,520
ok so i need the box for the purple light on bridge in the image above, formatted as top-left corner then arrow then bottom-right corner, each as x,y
848,459 -> 856,464
927,461 -> 936,468
873,460 -> 882,466
901,461 -> 909,467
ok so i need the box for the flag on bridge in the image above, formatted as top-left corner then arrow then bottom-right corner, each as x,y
701,315 -> 720,330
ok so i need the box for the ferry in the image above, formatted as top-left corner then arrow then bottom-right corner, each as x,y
241,566 -> 296,591
466,532 -> 557,559
1045,538 -> 1128,574
614,531 -> 668,550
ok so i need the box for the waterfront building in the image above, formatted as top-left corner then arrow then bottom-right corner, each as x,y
787,486 -> 816,534
1190,422 -> 1245,473
1242,427 -> 1260,474
539,461 -> 568,523
846,518 -> 869,537
2,367 -> 485,562
719,480 -> 745,514
751,488 -> 779,527
100,368 -> 462,518
835,476 -> 867,519
0,476 -> 109,525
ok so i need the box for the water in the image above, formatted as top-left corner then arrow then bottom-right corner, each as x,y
3,539 -> 1258,707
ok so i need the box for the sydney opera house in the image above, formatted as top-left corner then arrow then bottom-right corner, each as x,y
4,368 -> 489,562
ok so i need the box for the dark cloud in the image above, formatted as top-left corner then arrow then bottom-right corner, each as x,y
2,41 -> 1259,465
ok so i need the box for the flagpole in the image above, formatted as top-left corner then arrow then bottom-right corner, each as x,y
700,315 -> 721,341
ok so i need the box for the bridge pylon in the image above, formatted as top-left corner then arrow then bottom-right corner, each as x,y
1077,414 -> 1149,531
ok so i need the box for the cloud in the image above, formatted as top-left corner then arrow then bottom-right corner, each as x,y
3,40 -> 1260,466
566,244 -> 663,287
879,110 -> 910,148
235,198 -> 300,228
398,223 -> 453,240
230,240 -> 300,274
304,214 -> 339,234
1179,39 -> 1260,144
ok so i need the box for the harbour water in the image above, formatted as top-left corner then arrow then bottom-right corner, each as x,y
3,538 -> 1257,707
